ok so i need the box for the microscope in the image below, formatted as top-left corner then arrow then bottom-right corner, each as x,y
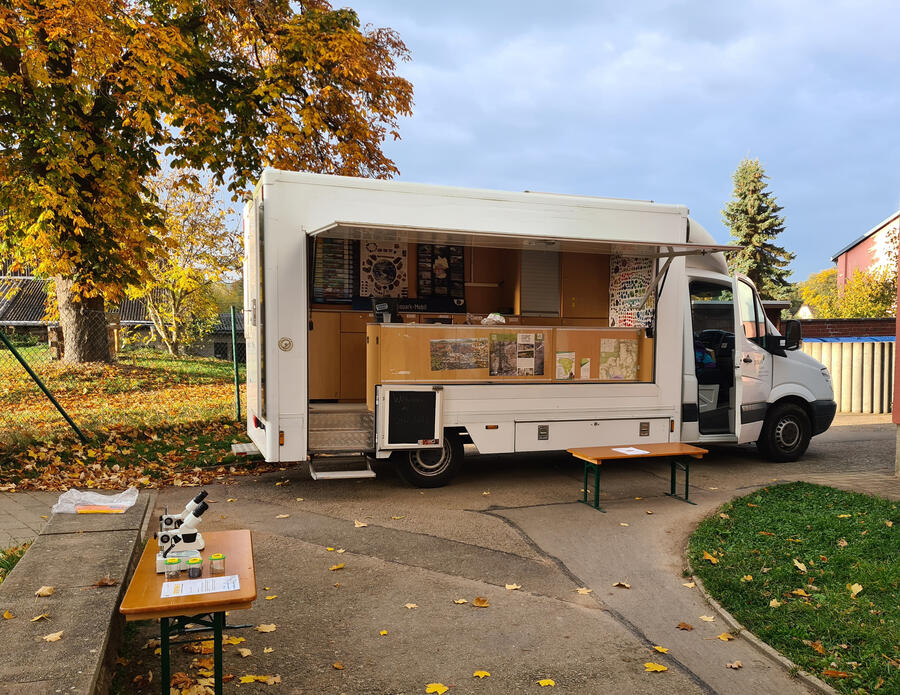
155,490 -> 209,573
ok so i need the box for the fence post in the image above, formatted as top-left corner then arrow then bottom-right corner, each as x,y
231,305 -> 241,422
0,328 -> 88,443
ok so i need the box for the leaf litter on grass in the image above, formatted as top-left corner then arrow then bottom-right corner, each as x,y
689,482 -> 900,694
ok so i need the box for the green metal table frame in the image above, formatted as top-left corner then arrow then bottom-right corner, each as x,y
158,613 -> 251,695
580,455 -> 697,511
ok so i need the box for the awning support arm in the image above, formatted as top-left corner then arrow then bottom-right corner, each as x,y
640,248 -> 674,308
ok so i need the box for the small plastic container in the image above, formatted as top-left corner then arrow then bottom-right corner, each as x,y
209,553 -> 226,575
164,557 -> 181,579
187,557 -> 203,579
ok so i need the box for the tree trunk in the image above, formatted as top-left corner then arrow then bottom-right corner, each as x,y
56,276 -> 111,363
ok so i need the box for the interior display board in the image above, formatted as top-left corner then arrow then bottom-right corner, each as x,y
609,255 -> 654,328
417,244 -> 465,308
312,239 -> 354,303
367,324 -> 652,388
360,241 -> 408,298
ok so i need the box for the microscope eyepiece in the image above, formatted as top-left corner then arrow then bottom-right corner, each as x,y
193,490 -> 209,504
193,501 -> 209,517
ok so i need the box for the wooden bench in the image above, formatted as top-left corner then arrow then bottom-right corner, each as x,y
568,442 -> 707,511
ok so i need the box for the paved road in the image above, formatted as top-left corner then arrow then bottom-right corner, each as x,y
3,414 -> 897,693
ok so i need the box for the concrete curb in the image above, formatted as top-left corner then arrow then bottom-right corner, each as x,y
0,489 -> 156,695
686,555 -> 839,695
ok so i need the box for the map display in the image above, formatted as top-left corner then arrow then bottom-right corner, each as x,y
596,338 -> 639,380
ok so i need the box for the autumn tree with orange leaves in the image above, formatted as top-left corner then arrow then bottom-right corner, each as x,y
0,0 -> 412,362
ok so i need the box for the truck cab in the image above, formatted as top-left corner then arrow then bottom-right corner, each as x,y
681,232 -> 836,460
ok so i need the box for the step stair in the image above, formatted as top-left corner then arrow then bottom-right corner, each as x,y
308,455 -> 377,480
308,405 -> 374,454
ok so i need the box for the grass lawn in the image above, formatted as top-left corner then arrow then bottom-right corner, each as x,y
689,482 -> 899,694
0,417 -> 268,491
0,543 -> 29,586
0,345 -> 246,446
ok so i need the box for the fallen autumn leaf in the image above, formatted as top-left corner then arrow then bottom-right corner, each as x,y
42,631 -> 63,642
34,586 -> 54,597
644,663 -> 668,672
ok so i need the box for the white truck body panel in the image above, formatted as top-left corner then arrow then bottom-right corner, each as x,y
242,169 -> 834,466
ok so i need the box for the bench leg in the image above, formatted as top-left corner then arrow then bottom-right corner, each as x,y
664,457 -> 696,505
159,617 -> 170,695
213,612 -> 224,695
579,462 -> 605,512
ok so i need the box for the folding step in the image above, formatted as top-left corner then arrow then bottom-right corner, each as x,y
308,456 -> 377,480
231,442 -> 261,457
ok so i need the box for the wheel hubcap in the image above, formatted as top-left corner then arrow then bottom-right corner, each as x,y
410,442 -> 450,477
774,417 -> 801,450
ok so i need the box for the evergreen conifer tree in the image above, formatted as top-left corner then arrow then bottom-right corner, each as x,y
722,159 -> 795,299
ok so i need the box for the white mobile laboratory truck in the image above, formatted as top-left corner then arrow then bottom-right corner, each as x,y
242,169 -> 836,486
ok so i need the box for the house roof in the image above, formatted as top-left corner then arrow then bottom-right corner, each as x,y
212,311 -> 244,334
0,277 -> 154,326
0,278 -> 49,324
831,210 -> 900,262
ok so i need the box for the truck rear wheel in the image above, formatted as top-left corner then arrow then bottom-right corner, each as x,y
756,402 -> 811,462
396,431 -> 464,488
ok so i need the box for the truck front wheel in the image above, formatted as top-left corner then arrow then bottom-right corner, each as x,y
396,431 -> 464,488
756,402 -> 811,462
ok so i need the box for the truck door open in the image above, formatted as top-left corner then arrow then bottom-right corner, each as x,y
732,275 -> 773,443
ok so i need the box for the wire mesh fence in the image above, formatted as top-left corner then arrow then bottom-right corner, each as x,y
0,310 -> 246,449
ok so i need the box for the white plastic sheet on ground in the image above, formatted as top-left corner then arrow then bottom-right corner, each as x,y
51,487 -> 139,514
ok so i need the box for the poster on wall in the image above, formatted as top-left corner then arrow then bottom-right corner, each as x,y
555,351 -> 575,380
516,333 -> 535,376
429,338 -> 488,371
489,333 -> 517,376
417,244 -> 466,304
608,255 -> 655,327
360,241 -> 408,298
596,339 -> 639,380
580,357 -> 591,379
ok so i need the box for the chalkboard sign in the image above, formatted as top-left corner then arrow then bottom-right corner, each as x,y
387,390 -> 437,444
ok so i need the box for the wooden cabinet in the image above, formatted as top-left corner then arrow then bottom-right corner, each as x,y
561,253 -> 609,319
308,311 -> 341,399
310,310 -> 371,401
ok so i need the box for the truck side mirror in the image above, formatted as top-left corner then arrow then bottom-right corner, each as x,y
781,320 -> 801,351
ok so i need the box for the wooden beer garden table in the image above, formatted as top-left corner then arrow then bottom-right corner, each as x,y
568,442 -> 708,511
120,530 -> 257,695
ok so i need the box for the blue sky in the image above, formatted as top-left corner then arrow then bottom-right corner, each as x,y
347,0 -> 900,281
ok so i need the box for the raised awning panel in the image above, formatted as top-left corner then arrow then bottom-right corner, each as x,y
309,220 -> 739,257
